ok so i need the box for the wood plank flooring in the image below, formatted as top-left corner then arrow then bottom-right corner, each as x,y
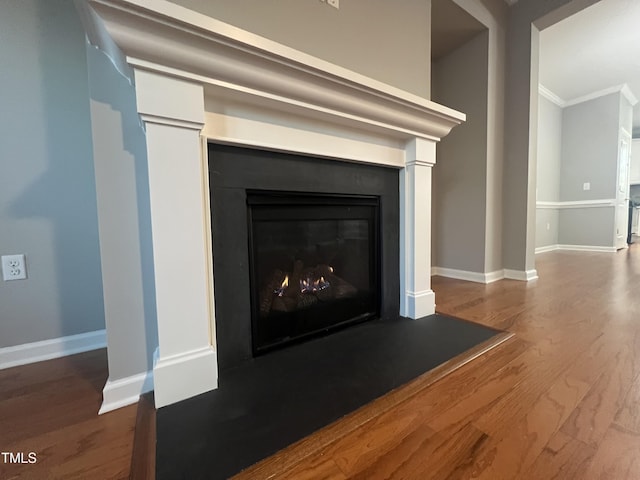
235,244 -> 640,479
0,349 -> 136,480
2,244 -> 640,479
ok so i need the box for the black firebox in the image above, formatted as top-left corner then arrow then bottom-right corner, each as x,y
247,192 -> 380,354
209,143 -> 399,371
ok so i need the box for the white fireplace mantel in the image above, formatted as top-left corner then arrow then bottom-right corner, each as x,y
78,0 -> 465,409
79,0 -> 463,142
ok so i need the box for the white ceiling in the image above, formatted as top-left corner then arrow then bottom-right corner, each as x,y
539,0 -> 640,129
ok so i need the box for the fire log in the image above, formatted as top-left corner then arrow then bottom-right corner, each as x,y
315,264 -> 357,299
259,269 -> 285,317
272,296 -> 297,313
285,260 -> 304,299
296,293 -> 318,309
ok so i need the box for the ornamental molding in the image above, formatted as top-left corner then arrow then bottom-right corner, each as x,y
78,0 -> 464,141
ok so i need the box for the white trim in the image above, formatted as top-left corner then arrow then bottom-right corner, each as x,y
504,269 -> 539,282
0,330 -> 107,370
138,113 -> 204,130
78,0 -> 465,143
535,245 -> 559,254
99,370 -> 154,414
484,270 -> 506,283
535,244 -> 617,254
536,199 -> 616,209
406,159 -> 437,168
431,267 -> 504,284
203,106 -> 406,168
153,346 -> 218,408
403,290 -> 436,319
565,84 -> 637,108
432,267 -> 537,283
538,85 -> 565,107
558,244 -> 617,253
536,201 -> 562,209
133,70 -> 218,409
621,85 -> 638,107
538,84 -> 638,110
399,142 -> 437,319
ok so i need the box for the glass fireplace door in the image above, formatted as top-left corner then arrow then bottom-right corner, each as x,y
247,192 -> 381,355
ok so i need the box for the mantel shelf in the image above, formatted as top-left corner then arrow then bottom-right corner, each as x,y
78,0 -> 464,142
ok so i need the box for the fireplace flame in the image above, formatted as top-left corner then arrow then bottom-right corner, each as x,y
274,274 -> 289,297
300,274 -> 330,293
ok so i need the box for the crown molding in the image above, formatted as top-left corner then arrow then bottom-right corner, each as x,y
539,83 -> 639,109
564,84 -> 638,108
77,0 -> 465,142
538,84 -> 566,107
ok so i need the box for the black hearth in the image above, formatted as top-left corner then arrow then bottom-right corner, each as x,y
247,192 -> 380,354
158,144 -> 506,480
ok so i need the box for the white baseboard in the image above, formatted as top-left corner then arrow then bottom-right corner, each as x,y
99,370 -> 154,414
484,270 -> 506,283
558,244 -> 617,253
503,269 -> 539,282
153,346 -> 218,408
431,267 -> 504,284
402,289 -> 436,319
0,329 -> 107,370
535,244 -> 617,254
535,245 -> 559,254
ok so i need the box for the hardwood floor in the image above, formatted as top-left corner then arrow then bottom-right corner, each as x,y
236,244 -> 640,479
2,244 -> 640,479
0,349 -> 136,480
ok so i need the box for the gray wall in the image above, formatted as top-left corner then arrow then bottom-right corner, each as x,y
631,184 -> 640,204
432,31 -> 489,273
536,209 -> 560,247
558,93 -> 618,247
560,93 -> 619,201
559,207 -> 615,246
451,0 -> 508,274
0,0 -> 104,347
86,45 -> 158,380
503,0 -> 600,272
537,95 -> 562,202
537,91 -> 626,249
167,0 -> 431,98
535,94 -> 562,249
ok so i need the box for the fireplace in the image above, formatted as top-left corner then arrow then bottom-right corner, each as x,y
247,191 -> 380,354
79,0 -> 464,409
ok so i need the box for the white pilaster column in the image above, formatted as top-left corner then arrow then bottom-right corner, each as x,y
400,138 -> 437,319
134,69 -> 217,408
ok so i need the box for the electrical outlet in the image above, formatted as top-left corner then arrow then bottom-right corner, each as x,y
2,254 -> 27,281
546,222 -> 550,231
327,0 -> 339,8
583,182 -> 591,191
